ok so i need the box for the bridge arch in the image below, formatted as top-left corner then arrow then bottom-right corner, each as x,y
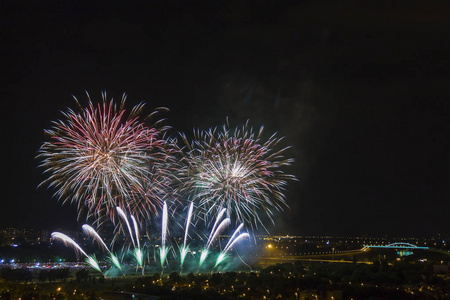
386,242 -> 418,248
363,243 -> 428,250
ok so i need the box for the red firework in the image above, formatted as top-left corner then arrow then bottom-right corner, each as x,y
38,92 -> 175,225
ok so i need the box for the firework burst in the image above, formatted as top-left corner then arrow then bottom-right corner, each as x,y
178,121 -> 296,230
38,92 -> 174,225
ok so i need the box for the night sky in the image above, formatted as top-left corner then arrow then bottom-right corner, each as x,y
2,1 -> 450,236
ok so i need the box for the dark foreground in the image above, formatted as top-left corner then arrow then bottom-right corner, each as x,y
1,259 -> 450,300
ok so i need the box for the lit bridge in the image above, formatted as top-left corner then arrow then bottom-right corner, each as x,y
362,242 -> 429,251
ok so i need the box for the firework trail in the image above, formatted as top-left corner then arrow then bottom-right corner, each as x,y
206,218 -> 230,249
117,207 -> 136,248
131,216 -> 140,248
183,202 -> 194,248
161,202 -> 168,248
199,209 -> 231,267
82,224 -> 124,271
215,232 -> 250,267
159,201 -> 169,269
179,202 -> 194,270
51,232 -> 102,273
109,253 -> 122,270
223,223 -> 244,251
208,208 -> 226,245
131,216 -> 144,271
177,120 -> 296,230
199,218 -> 231,266
132,248 -> 144,268
86,254 -> 102,272
116,207 -> 144,269
38,92 -> 173,225
52,232 -> 88,258
82,224 -> 109,252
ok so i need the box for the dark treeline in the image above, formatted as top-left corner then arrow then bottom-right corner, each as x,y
0,261 -> 449,299
0,267 -> 70,282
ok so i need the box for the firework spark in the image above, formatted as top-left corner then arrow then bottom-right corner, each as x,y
178,121 -> 296,230
86,254 -> 102,272
109,252 -> 122,270
131,247 -> 144,267
38,92 -> 174,225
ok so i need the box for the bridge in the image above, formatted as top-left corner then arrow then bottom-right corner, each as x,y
363,242 -> 429,250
